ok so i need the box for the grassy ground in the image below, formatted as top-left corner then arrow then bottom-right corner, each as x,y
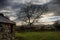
15,32 -> 60,40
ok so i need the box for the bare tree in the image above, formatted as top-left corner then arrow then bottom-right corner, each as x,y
53,20 -> 60,31
17,3 -> 48,27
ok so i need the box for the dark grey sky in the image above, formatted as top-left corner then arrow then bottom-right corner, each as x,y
0,0 -> 51,20
47,0 -> 60,16
0,0 -> 60,25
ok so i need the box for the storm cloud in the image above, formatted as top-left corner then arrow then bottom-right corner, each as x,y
0,0 -> 12,9
47,0 -> 60,16
0,0 -> 60,23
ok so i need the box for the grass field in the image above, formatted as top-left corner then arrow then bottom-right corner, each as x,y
15,32 -> 60,40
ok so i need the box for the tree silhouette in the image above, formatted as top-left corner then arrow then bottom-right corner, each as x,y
53,20 -> 60,31
17,3 -> 48,27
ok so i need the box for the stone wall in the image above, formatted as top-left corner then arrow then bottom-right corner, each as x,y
0,23 -> 15,40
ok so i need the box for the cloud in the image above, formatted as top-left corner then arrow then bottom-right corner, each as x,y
31,0 -> 51,5
0,0 -> 12,9
47,0 -> 60,16
1,0 -> 60,24
39,16 -> 60,22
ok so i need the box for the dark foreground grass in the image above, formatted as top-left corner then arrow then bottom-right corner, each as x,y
15,32 -> 60,40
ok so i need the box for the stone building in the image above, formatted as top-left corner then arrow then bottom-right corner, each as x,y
0,13 -> 15,40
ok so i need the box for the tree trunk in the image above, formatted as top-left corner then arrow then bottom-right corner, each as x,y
28,18 -> 31,27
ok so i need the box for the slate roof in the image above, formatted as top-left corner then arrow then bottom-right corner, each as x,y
0,13 -> 15,24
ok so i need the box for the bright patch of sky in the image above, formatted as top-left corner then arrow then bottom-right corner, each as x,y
39,16 -> 60,22
12,0 -> 51,5
9,17 -> 17,20
31,0 -> 51,5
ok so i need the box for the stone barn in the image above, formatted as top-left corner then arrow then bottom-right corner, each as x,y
0,13 -> 15,40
